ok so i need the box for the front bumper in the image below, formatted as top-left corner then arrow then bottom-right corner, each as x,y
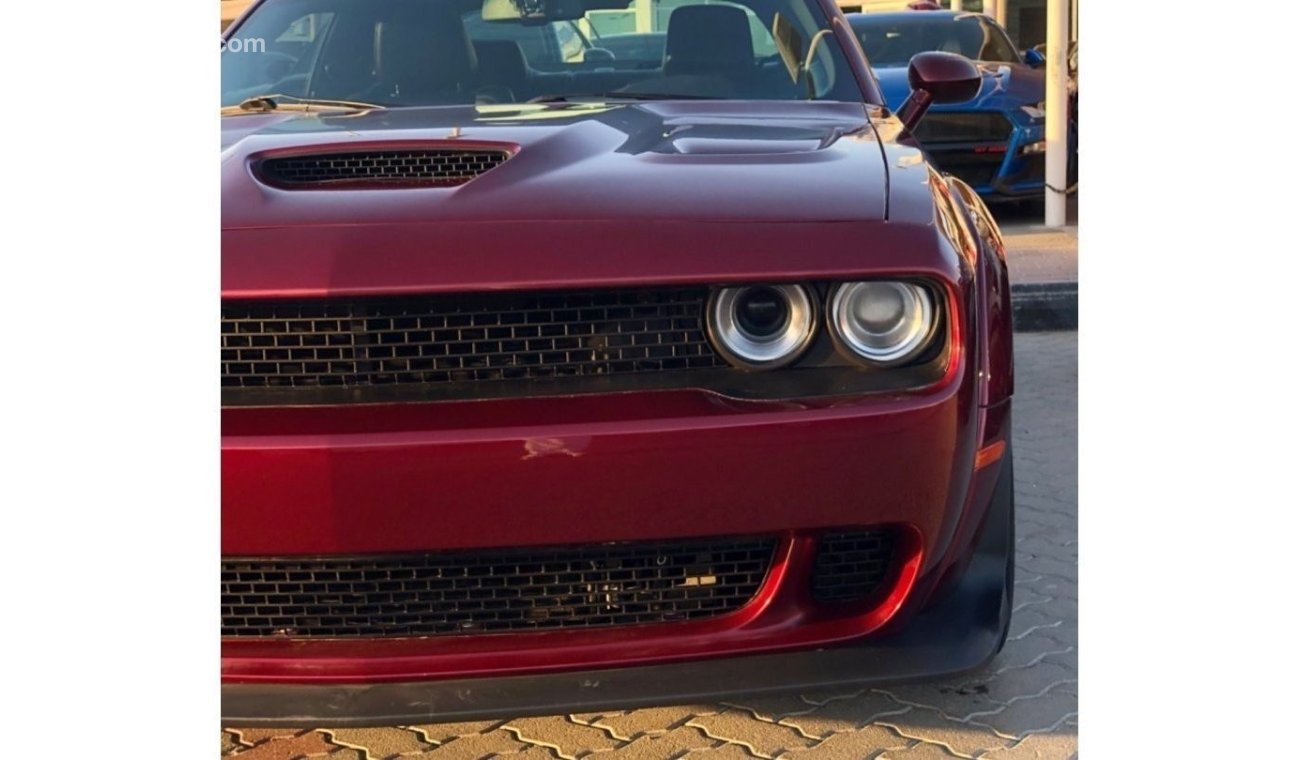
219,248 -> 1014,714
222,350 -> 1007,680
224,376 -> 980,665
921,111 -> 1052,201
934,143 -> 1045,201
221,444 -> 1014,726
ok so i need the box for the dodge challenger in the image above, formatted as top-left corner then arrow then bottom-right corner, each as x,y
221,0 -> 1015,725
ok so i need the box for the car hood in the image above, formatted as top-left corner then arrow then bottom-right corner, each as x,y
873,62 -> 1043,113
221,100 -> 888,230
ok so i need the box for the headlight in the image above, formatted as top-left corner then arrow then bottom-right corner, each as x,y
828,281 -> 936,365
1021,103 -> 1047,120
1019,140 -> 1047,156
707,284 -> 816,369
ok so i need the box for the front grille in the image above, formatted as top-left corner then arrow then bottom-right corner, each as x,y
256,148 -> 512,188
930,150 -> 1006,189
222,537 -> 776,638
811,530 -> 897,603
222,288 -> 724,394
913,112 -> 1013,145
1016,153 -> 1045,183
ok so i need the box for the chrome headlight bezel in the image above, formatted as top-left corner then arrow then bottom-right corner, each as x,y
827,281 -> 938,367
706,284 -> 818,370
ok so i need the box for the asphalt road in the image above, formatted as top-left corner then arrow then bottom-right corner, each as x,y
223,331 -> 1079,759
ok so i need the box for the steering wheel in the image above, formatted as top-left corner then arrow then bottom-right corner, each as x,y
259,51 -> 297,84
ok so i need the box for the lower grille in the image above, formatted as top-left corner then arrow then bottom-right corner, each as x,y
1015,153 -> 1046,183
931,151 -> 1005,189
223,537 -> 776,639
811,530 -> 897,603
913,112 -> 1013,144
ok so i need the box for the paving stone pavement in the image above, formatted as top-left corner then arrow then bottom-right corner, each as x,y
223,332 -> 1078,759
993,196 -> 1078,288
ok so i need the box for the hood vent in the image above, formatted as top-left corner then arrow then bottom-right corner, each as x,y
255,147 -> 512,189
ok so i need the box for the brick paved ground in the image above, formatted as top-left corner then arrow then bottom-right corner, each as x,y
990,204 -> 1079,330
997,198 -> 1079,287
1003,228 -> 1077,286
223,332 -> 1078,759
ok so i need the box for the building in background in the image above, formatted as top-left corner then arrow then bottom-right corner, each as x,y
1000,0 -> 1077,49
221,0 -> 252,30
838,0 -> 1077,50
835,1 -> 984,17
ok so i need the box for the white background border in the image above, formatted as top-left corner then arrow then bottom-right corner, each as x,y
3,0 -> 1299,754
3,0 -> 218,750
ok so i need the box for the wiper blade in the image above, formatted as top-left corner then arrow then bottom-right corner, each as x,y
526,92 -> 723,104
224,94 -> 384,113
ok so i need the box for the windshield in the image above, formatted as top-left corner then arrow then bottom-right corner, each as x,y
850,14 -> 1019,67
221,0 -> 865,108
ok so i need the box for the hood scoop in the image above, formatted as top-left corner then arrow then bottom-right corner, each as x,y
642,123 -> 843,156
254,145 -> 514,189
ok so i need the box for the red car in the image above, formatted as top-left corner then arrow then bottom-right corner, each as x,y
221,0 -> 1014,725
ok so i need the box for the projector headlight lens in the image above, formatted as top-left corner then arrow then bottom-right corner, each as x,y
708,284 -> 816,369
829,281 -> 935,365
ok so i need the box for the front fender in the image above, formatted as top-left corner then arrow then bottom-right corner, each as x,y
948,178 -> 1014,407
898,176 -> 1015,612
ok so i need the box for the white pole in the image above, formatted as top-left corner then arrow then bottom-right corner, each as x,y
635,0 -> 653,33
1044,0 -> 1069,228
950,0 -> 961,11
992,0 -> 1006,28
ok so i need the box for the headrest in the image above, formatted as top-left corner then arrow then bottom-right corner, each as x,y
664,5 -> 755,78
474,39 -> 529,83
375,4 -> 478,95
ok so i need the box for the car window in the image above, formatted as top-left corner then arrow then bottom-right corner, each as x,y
555,21 -> 587,62
596,32 -> 667,66
852,15 -> 1020,67
222,9 -> 336,98
461,14 -> 564,65
221,0 -> 865,108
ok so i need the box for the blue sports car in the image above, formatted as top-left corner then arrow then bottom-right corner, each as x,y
848,10 -> 1076,201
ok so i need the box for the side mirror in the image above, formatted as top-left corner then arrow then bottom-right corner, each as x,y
1024,48 -> 1046,68
897,52 -> 981,133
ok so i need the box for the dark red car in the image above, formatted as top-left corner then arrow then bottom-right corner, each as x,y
221,0 -> 1014,726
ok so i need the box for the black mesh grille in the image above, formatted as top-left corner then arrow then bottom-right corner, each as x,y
931,150 -> 1006,188
913,112 -> 1014,144
222,538 -> 776,638
257,149 -> 511,187
811,530 -> 897,603
1017,153 -> 1045,182
222,288 -> 724,392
